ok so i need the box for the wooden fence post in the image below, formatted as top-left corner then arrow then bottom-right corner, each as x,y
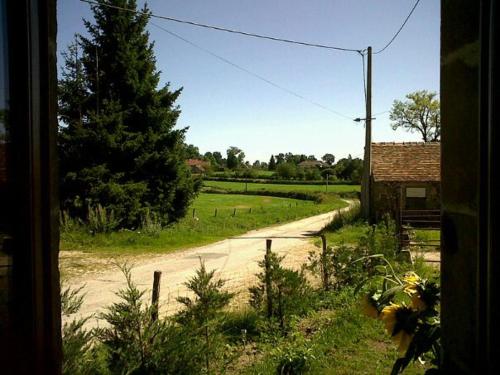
265,239 -> 273,319
233,208 -> 236,217
151,270 -> 162,321
214,208 -> 217,217
321,235 -> 329,291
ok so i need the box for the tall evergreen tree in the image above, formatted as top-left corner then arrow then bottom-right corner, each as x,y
268,155 -> 276,171
58,0 -> 199,227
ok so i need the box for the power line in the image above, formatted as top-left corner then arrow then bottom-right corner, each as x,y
373,110 -> 390,116
151,22 -> 354,120
360,50 -> 367,106
374,0 -> 421,54
80,0 -> 362,53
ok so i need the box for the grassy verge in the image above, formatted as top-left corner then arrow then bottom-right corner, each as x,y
203,180 -> 360,195
243,289 -> 431,375
60,193 -> 347,255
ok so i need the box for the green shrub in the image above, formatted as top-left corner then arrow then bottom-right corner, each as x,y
176,260 -> 235,374
87,204 -> 120,233
140,207 -> 162,237
60,284 -> 101,375
250,250 -> 314,333
221,309 -> 261,344
358,214 -> 399,258
272,334 -> 316,375
60,210 -> 82,233
322,202 -> 361,232
96,265 -> 205,374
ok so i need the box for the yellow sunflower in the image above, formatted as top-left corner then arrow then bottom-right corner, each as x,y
393,330 -> 414,354
402,271 -> 421,285
411,293 -> 427,311
403,272 -> 421,295
361,294 -> 379,318
380,303 -> 400,335
380,303 -> 415,354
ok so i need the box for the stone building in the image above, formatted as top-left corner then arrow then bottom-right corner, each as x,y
370,142 -> 441,222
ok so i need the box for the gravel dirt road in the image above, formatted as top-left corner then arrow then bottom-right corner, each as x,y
65,203 -> 354,326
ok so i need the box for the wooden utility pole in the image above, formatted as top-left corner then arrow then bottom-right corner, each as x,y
361,46 -> 372,220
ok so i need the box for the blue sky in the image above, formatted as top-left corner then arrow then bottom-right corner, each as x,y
57,0 -> 440,163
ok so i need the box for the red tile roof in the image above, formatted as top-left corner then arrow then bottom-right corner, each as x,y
186,159 -> 206,166
371,142 -> 440,182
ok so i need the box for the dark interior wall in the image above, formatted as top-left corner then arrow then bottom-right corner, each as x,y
441,0 -> 480,372
441,0 -> 498,372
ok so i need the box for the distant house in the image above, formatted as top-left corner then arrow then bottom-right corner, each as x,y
186,159 -> 210,174
370,142 -> 441,223
298,160 -> 326,169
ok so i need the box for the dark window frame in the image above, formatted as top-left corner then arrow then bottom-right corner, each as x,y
0,1 -> 61,373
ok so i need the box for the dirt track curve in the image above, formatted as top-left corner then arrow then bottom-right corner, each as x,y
65,202 -> 354,327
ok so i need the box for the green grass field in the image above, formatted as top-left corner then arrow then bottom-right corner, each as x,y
60,193 -> 347,255
203,180 -> 360,194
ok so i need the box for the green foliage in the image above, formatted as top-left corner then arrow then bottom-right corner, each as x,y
61,285 -> 85,315
62,318 -> 100,375
276,163 -> 297,179
322,202 -> 361,232
272,334 -> 316,375
87,204 -> 119,233
96,264 -> 204,374
60,210 -> 82,233
333,155 -> 363,183
321,153 -> 335,166
268,155 -> 277,171
250,250 -> 314,333
358,214 -> 399,258
227,146 -> 245,169
58,0 -> 198,228
221,309 -> 261,344
176,260 -> 235,374
308,213 -> 399,292
177,260 -> 234,326
140,208 -> 162,237
390,90 -> 440,142
60,284 -> 100,375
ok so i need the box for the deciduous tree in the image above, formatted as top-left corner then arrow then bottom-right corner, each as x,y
390,90 -> 440,142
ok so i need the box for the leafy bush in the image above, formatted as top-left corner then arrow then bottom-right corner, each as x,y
250,250 -> 314,333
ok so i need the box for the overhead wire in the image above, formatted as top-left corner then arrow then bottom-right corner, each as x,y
151,22 -> 354,120
373,0 -> 421,54
80,0 -> 363,53
78,0 -> 423,121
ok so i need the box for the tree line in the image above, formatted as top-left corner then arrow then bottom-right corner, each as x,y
185,145 -> 363,183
